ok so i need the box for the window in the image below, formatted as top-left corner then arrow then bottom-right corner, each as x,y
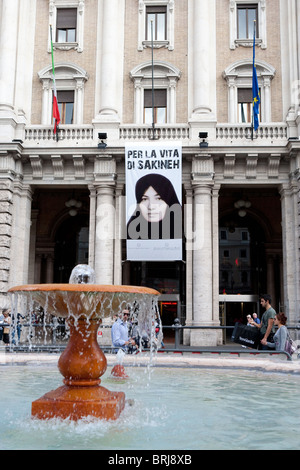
39,63 -> 88,126
241,231 -> 249,241
56,8 -> 77,43
130,61 -> 181,124
144,89 -> 167,124
229,0 -> 266,50
138,0 -> 174,50
220,230 -> 227,240
238,88 -> 261,123
146,6 -> 167,41
48,0 -> 85,52
223,60 -> 275,123
237,4 -> 258,39
57,90 -> 74,124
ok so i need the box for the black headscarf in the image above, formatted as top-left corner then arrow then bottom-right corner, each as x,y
135,174 -> 180,207
127,174 -> 182,240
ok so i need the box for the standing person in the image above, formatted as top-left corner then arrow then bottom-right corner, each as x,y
111,309 -> 136,353
261,312 -> 288,351
252,312 -> 260,324
2,309 -> 11,345
0,309 -> 4,341
250,294 -> 276,349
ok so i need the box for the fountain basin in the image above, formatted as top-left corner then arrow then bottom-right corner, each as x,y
8,284 -> 159,420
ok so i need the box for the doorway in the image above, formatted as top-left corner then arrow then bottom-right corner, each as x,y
218,187 -> 283,311
54,214 -> 89,282
159,300 -> 178,343
219,294 -> 259,343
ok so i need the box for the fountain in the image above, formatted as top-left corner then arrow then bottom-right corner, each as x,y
8,265 -> 159,421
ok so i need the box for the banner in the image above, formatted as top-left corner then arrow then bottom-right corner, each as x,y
125,142 -> 182,261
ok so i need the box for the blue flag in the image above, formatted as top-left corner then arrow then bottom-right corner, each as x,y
252,24 -> 260,131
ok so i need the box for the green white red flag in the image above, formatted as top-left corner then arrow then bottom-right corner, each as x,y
50,25 -> 60,139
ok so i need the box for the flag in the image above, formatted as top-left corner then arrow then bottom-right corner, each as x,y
50,25 -> 60,140
252,22 -> 260,131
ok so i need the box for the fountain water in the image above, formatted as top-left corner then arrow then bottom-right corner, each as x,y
8,265 -> 160,421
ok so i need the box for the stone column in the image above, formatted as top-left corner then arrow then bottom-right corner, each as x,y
45,253 -> 54,283
0,177 -> 14,308
188,0 -> 217,140
212,185 -> 221,328
0,0 -> 19,110
183,186 -> 193,346
28,209 -> 39,284
113,185 -> 124,285
280,0 -> 300,136
94,0 -> 125,133
9,183 -> 33,288
93,155 -> 116,284
280,183 -> 300,325
0,0 -> 19,141
88,185 -> 97,269
190,154 -> 218,346
94,185 -> 115,284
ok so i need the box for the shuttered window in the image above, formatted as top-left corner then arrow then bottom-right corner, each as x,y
238,88 -> 261,124
237,4 -> 258,39
56,8 -> 77,42
56,90 -> 74,124
144,89 -> 167,124
146,5 -> 167,41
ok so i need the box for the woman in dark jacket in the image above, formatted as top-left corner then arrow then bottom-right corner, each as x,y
127,173 -> 181,240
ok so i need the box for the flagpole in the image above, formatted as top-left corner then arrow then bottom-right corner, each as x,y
251,20 -> 255,141
50,25 -> 60,142
151,20 -> 155,140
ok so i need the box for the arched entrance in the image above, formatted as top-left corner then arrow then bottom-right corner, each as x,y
218,187 -> 282,336
54,214 -> 89,283
31,188 -> 90,284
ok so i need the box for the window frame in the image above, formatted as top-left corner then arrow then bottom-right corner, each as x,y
229,0 -> 267,50
38,63 -> 88,126
237,4 -> 258,40
237,87 -> 261,124
56,7 -> 77,43
130,61 -> 181,124
138,0 -> 174,51
56,90 -> 75,125
143,88 -> 167,124
48,0 -> 85,52
223,59 -> 275,124
145,5 -> 167,41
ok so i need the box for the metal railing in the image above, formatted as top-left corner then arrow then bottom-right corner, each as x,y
1,322 -> 299,361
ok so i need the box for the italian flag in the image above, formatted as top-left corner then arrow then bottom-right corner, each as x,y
50,25 -> 60,139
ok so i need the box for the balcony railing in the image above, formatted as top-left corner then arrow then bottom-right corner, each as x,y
119,124 -> 190,141
216,122 -> 288,141
24,125 -> 94,143
23,122 -> 288,147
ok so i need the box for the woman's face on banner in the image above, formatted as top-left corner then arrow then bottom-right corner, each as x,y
139,186 -> 168,222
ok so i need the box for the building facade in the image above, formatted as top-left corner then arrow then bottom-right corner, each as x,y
0,0 -> 299,345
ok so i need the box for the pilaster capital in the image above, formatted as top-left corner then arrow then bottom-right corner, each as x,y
93,155 -> 116,184
192,153 -> 214,182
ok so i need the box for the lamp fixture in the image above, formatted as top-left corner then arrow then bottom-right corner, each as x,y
199,132 -> 208,148
98,132 -> 107,149
65,197 -> 82,217
234,198 -> 251,217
